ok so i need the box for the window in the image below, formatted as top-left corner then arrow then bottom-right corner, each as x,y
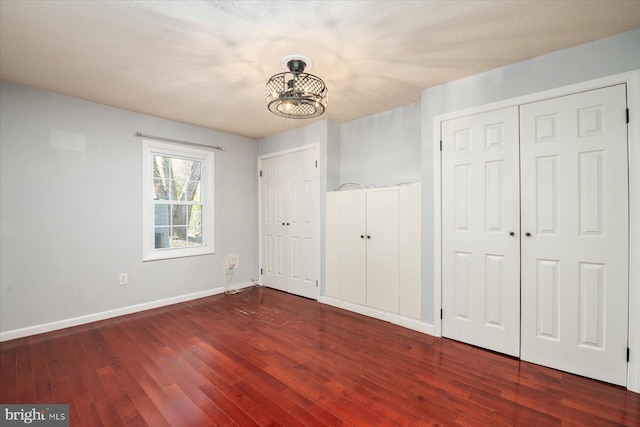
142,140 -> 215,260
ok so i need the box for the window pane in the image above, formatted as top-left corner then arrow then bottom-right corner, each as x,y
170,226 -> 188,247
173,158 -> 201,201
154,227 -> 170,249
171,205 -> 188,226
188,181 -> 201,201
172,158 -> 191,201
153,155 -> 201,201
155,204 -> 203,249
154,204 -> 170,226
188,205 -> 202,246
154,155 -> 175,200
153,178 -> 170,200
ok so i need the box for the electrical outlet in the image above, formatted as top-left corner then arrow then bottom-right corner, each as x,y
223,254 -> 239,270
229,254 -> 238,268
119,273 -> 128,286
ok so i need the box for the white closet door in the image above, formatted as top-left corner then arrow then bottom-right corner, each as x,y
286,148 -> 319,300
366,190 -> 400,313
338,190 -> 367,305
260,155 -> 288,291
520,85 -> 629,386
441,107 -> 521,357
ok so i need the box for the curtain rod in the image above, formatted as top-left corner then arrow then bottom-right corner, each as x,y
135,132 -> 225,151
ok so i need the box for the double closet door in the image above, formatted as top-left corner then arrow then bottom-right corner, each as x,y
260,148 -> 319,300
441,85 -> 629,386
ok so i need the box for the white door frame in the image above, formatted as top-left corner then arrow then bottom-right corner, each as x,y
433,70 -> 640,392
258,143 -> 321,300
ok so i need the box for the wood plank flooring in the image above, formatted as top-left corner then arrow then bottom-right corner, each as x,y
1,286 -> 639,426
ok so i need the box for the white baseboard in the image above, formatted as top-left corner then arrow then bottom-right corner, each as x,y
319,296 -> 435,336
0,281 -> 254,342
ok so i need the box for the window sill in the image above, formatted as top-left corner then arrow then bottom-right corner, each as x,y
143,246 -> 215,262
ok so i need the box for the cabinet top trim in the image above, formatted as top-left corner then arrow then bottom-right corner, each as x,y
329,182 -> 421,194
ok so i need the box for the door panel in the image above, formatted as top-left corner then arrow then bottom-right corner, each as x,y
366,190 -> 399,313
261,155 -> 287,291
520,84 -> 629,386
441,106 -> 521,357
286,148 -> 319,299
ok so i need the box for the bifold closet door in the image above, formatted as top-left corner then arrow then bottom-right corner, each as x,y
441,106 -> 521,357
260,148 -> 319,300
261,154 -> 287,292
285,148 -> 319,299
520,85 -> 629,386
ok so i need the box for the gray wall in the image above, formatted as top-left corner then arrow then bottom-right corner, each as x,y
339,102 -> 421,189
420,29 -> 640,323
0,81 -> 258,334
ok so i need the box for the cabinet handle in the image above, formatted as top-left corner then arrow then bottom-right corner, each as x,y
367,235 -> 371,239
286,223 -> 290,226
525,232 -> 532,237
282,222 -> 285,226
360,235 -> 364,239
509,231 -> 515,236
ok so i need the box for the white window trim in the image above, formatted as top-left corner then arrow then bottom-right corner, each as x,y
142,139 -> 215,261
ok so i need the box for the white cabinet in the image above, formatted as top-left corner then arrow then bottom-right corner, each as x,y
260,148 -> 319,300
325,184 -> 421,318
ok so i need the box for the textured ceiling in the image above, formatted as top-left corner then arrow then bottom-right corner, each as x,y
1,1 -> 640,140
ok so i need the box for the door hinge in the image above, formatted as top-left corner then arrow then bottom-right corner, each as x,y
628,347 -> 630,362
440,140 -> 442,151
260,268 -> 263,275
440,309 -> 443,319
316,280 -> 318,288
259,170 -> 263,177
627,108 -> 630,124
315,160 -> 318,168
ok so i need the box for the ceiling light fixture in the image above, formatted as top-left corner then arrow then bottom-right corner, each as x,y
265,54 -> 328,119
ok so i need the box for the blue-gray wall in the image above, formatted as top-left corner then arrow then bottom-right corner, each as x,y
0,81 -> 259,334
339,102 -> 421,189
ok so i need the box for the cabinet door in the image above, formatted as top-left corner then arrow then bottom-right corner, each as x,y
366,190 -> 399,313
399,184 -> 421,318
325,192 -> 340,298
338,190 -> 367,305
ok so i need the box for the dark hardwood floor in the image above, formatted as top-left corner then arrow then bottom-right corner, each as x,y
1,286 -> 639,426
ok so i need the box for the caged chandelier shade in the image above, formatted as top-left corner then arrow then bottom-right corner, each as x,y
265,55 -> 328,119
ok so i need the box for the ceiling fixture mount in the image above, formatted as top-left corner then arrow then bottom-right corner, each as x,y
266,54 -> 328,119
